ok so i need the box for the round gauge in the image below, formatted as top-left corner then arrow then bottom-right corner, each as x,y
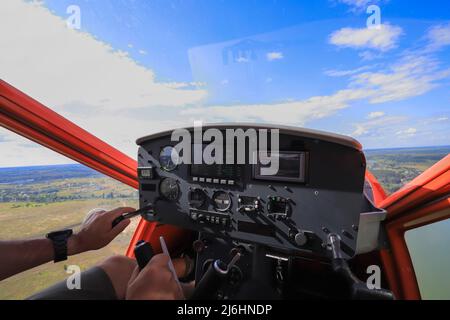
159,146 -> 179,172
188,189 -> 207,209
212,191 -> 232,212
159,178 -> 180,201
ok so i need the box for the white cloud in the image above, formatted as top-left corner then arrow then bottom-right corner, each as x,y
324,65 -> 373,77
329,24 -> 402,51
351,55 -> 450,104
359,51 -> 383,61
163,81 -> 206,89
0,0 -> 208,167
351,114 -> 405,137
0,1 -> 206,113
183,53 -> 450,126
335,0 -> 390,15
138,49 -> 147,55
336,0 -> 386,11
367,111 -> 385,119
426,23 -> 450,51
266,52 -> 284,61
236,56 -> 250,63
338,0 -> 373,7
0,128 -> 77,167
181,88 -> 374,125
396,127 -> 417,138
352,124 -> 367,136
0,133 -> 13,143
423,116 -> 449,125
353,113 -> 448,146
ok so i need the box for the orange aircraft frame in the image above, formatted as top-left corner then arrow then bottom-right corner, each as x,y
1,79 -> 449,299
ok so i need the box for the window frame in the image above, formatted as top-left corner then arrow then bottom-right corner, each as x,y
404,214 -> 450,299
385,197 -> 450,299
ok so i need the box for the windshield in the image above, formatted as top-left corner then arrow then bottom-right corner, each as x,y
1,0 -> 449,188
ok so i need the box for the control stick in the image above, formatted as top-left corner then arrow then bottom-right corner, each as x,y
191,253 -> 241,300
327,234 -> 394,300
134,240 -> 154,270
111,204 -> 155,228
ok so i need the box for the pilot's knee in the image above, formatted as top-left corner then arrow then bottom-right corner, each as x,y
98,255 -> 137,275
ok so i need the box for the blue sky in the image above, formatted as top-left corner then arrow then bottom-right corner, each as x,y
0,0 -> 449,166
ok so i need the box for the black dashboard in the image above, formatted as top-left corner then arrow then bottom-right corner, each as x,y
136,124 -> 385,261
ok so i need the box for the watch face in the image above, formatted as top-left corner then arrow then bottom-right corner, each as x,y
47,229 -> 73,240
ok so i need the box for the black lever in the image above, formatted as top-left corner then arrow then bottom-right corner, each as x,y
191,253 -> 241,300
111,205 -> 154,228
134,240 -> 154,270
327,234 -> 395,300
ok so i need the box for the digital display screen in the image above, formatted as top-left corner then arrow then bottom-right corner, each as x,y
190,163 -> 237,179
254,151 -> 307,183
274,153 -> 302,178
190,144 -> 239,179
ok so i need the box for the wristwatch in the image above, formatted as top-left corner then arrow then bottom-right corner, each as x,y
46,229 -> 73,262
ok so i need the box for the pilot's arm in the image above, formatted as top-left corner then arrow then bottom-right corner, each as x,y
0,207 -> 134,281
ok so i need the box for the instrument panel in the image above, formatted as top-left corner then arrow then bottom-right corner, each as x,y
136,124 -> 385,259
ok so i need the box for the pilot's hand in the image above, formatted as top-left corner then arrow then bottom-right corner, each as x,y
126,254 -> 185,300
68,207 -> 135,255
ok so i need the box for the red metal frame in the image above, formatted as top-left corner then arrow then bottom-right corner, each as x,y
2,79 -> 449,298
380,154 -> 450,218
365,171 -> 388,206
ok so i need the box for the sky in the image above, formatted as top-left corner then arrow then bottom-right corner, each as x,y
0,0 -> 449,167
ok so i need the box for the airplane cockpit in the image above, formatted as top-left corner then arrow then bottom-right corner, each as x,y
3,0 -> 450,304
133,123 -> 394,300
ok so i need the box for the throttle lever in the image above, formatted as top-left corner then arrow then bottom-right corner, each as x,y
111,204 -> 154,228
327,234 -> 395,300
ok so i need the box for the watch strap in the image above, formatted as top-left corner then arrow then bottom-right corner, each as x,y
47,229 -> 73,263
52,238 -> 68,262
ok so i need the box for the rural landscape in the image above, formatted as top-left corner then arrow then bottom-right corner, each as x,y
0,145 -> 448,299
0,165 -> 139,299
364,145 -> 450,194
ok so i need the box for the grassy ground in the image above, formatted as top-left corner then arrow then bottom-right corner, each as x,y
0,199 -> 138,300
0,175 -> 138,203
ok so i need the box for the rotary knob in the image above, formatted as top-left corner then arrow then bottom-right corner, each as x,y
294,231 -> 308,246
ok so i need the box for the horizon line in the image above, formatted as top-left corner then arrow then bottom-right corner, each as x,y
0,144 -> 449,169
